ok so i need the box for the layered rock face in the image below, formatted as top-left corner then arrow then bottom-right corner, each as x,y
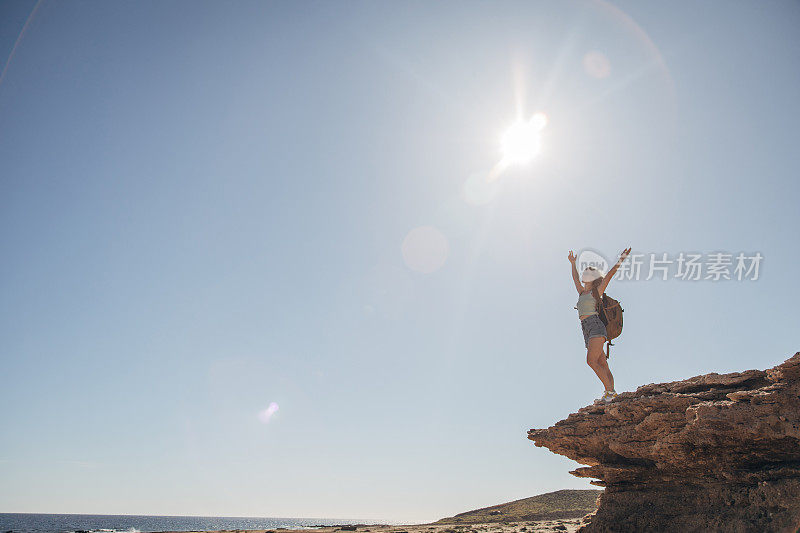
528,353 -> 800,533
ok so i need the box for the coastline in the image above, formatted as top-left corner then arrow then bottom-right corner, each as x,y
154,518 -> 587,533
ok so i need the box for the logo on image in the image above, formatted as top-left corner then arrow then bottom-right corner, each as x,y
577,249 -> 609,275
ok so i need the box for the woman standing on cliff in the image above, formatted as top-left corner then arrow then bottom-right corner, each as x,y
568,248 -> 631,404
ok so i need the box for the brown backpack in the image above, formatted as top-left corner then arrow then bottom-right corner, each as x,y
591,287 -> 624,359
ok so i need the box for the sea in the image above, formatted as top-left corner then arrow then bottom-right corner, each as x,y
0,514 -> 385,533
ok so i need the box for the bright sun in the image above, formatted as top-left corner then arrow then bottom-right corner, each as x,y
500,112 -> 548,166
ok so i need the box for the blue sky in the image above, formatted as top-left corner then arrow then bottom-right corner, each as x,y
1,0 -> 799,524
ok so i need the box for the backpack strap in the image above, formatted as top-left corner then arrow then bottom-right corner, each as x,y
592,289 -> 613,359
591,287 -> 608,325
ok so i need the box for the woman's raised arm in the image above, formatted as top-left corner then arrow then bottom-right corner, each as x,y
599,247 -> 631,294
568,251 -> 582,293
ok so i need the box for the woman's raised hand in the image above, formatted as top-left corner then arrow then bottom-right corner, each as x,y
568,250 -> 577,263
619,247 -> 632,263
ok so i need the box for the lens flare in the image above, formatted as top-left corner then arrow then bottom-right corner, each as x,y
258,402 -> 280,423
583,50 -> 612,79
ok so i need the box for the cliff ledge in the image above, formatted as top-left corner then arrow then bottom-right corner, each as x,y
528,352 -> 800,532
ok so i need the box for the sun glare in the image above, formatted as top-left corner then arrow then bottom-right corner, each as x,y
500,112 -> 548,166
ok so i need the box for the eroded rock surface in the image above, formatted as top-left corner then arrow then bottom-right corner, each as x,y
528,353 -> 800,532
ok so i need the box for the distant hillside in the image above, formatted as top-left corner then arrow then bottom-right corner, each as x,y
433,489 -> 601,524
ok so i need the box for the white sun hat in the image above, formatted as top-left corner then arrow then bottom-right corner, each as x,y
581,266 -> 606,283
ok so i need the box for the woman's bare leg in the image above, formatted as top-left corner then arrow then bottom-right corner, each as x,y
586,337 -> 615,391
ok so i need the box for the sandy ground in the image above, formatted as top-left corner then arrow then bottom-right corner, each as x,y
157,519 -> 587,533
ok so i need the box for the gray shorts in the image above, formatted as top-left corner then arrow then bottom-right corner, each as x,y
581,314 -> 607,348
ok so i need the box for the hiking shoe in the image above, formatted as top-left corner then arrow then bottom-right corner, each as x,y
593,390 -> 618,405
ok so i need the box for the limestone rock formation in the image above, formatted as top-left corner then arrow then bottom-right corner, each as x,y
528,353 -> 800,533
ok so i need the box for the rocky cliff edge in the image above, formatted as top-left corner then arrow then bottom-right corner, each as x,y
528,352 -> 800,532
